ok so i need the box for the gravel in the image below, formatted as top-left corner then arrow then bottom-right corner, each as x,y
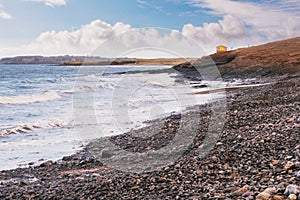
0,73 -> 299,199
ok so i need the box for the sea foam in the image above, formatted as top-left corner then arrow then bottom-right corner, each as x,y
0,119 -> 71,137
0,90 -> 61,105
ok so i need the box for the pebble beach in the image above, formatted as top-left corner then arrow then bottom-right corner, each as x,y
1,37 -> 300,199
0,71 -> 299,199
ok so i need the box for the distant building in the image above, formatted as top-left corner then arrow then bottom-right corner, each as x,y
216,45 -> 227,53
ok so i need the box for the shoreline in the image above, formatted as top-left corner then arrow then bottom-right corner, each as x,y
1,35 -> 300,198
0,73 -> 299,199
0,79 -> 264,170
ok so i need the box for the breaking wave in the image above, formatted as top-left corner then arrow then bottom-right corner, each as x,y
0,119 -> 71,137
0,90 -> 61,105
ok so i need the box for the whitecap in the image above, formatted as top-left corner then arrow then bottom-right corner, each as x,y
0,119 -> 71,137
0,90 -> 61,105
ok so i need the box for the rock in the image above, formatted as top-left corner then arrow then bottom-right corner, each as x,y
284,185 -> 300,196
62,155 -> 73,161
276,182 -> 287,193
264,187 -> 276,195
175,164 -> 181,168
28,162 -> 35,166
285,161 -> 295,170
158,177 -> 167,183
256,187 -> 276,200
273,195 -> 284,200
256,192 -> 270,200
242,191 -> 254,197
192,84 -> 208,89
271,160 -> 280,165
130,185 -> 140,190
233,185 -> 249,196
211,156 -> 218,162
40,160 -> 53,167
288,194 -> 297,200
296,171 -> 300,177
149,185 -> 155,191
216,142 -> 223,146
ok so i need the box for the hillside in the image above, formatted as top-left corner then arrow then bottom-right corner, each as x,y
174,37 -> 300,78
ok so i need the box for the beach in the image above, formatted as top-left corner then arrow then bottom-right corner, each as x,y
0,71 -> 298,199
0,37 -> 300,199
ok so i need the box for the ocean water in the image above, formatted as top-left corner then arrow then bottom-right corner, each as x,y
0,64 -> 226,170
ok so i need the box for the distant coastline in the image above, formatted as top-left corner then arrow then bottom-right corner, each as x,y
0,55 -> 92,65
0,55 -> 197,66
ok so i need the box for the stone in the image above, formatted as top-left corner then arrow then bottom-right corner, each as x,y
130,185 -> 140,190
273,195 -> 284,200
216,142 -> 223,146
256,187 -> 276,200
175,164 -> 181,168
40,160 -> 53,167
256,192 -> 270,200
264,187 -> 276,195
271,160 -> 280,165
276,182 -> 287,193
149,185 -> 155,191
242,191 -> 254,197
233,185 -> 249,196
284,185 -> 300,196
285,161 -> 295,170
288,194 -> 297,200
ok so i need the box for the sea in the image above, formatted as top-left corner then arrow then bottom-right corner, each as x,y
0,64 -> 230,171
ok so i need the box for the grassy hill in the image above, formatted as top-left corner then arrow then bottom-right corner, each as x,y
174,37 -> 300,78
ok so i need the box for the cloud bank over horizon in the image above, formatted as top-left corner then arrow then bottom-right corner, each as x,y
0,0 -> 299,58
0,20 -> 199,58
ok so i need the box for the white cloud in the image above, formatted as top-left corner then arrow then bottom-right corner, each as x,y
0,19 -> 208,58
189,0 -> 300,41
28,0 -> 67,7
181,14 -> 263,52
0,4 -> 12,19
1,1 -> 300,58
183,15 -> 247,44
22,20 -> 131,56
1,0 -> 299,58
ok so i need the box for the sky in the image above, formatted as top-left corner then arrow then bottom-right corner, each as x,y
0,0 -> 299,58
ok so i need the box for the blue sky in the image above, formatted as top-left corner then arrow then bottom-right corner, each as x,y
0,0 -> 299,57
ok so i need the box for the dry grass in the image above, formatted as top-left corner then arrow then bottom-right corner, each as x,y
64,58 -> 197,66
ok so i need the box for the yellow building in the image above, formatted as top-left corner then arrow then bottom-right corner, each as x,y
216,45 -> 227,53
